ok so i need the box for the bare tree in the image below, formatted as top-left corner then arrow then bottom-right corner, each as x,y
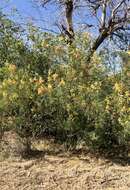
36,0 -> 75,43
35,0 -> 130,60
86,0 -> 130,61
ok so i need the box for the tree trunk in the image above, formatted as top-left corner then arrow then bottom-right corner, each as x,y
25,137 -> 31,154
83,30 -> 109,78
86,30 -> 109,63
65,0 -> 74,44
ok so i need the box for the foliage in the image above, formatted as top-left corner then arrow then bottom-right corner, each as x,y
0,14 -> 130,154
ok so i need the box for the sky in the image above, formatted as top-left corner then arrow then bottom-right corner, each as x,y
0,0 -> 59,32
0,0 -> 98,35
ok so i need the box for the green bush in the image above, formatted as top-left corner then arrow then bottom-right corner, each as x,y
0,20 -> 130,154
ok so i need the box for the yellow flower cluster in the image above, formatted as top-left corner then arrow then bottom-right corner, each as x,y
105,98 -> 111,112
59,78 -> 65,86
52,73 -> 58,81
121,106 -> 128,113
90,82 -> 101,91
34,77 -> 49,95
2,91 -> 8,98
2,79 -> 16,87
8,64 -> 16,72
48,84 -> 52,92
73,49 -> 81,59
41,40 -> 49,48
114,82 -> 122,92
125,91 -> 130,97
37,86 -> 48,95
30,77 -> 44,85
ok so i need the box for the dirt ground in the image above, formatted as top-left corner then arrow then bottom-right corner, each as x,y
1,151 -> 130,190
1,134 -> 130,190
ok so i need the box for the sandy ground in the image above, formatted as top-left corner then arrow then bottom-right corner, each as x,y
0,132 -> 130,190
1,151 -> 130,190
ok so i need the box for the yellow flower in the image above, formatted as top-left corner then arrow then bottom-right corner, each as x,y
125,120 -> 129,125
114,82 -> 122,92
48,84 -> 52,92
37,86 -> 47,95
90,84 -> 96,90
59,79 -> 65,86
11,80 -> 16,84
2,80 -> 7,87
74,50 -> 81,59
29,78 -> 33,83
83,32 -> 90,38
105,98 -> 111,111
66,104 -> 71,112
20,79 -> 25,85
38,77 -> 44,84
106,105 -> 110,111
41,40 -> 49,48
125,91 -> 130,97
7,79 -> 16,84
8,64 -> 16,72
121,106 -> 127,113
52,73 -> 58,80
2,91 -> 8,97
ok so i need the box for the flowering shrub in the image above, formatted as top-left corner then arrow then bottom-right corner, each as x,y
0,26 -> 130,154
0,64 -> 47,138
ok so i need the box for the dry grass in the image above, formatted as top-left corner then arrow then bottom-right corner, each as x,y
0,132 -> 130,190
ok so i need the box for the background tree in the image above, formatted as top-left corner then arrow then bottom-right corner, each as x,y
36,0 -> 130,60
